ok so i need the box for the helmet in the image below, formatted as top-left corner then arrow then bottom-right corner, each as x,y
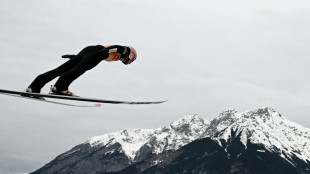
128,46 -> 137,60
122,46 -> 137,65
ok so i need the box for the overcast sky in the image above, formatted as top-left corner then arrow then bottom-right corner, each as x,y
0,0 -> 310,173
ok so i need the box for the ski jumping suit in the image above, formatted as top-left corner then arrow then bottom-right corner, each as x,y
28,45 -> 129,93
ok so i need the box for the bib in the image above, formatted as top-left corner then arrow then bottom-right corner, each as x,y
105,52 -> 121,62
104,45 -> 121,62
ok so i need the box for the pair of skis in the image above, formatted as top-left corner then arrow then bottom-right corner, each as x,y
0,89 -> 167,107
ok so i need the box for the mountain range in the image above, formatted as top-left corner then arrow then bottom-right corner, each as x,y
31,107 -> 310,174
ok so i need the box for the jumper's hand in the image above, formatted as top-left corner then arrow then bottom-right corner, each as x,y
62,54 -> 76,59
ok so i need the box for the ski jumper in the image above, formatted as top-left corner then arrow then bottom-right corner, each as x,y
28,45 -> 129,93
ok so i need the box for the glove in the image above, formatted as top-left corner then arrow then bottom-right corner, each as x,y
62,54 -> 76,59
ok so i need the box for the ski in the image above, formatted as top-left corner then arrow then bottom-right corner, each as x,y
0,89 -> 167,105
1,92 -> 102,107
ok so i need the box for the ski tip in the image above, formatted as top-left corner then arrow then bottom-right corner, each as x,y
155,100 -> 168,104
94,104 -> 102,107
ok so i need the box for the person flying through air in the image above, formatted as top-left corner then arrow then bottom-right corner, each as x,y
25,45 -> 137,97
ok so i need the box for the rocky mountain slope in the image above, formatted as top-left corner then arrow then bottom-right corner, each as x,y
32,107 -> 310,174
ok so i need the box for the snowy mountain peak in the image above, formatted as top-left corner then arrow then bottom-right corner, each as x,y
86,128 -> 154,159
84,107 -> 309,164
214,107 -> 310,163
85,114 -> 209,160
35,108 -> 310,174
170,114 -> 209,131
243,107 -> 281,118
218,109 -> 238,118
202,109 -> 241,137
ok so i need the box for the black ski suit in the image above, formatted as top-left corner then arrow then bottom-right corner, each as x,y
29,45 -> 129,93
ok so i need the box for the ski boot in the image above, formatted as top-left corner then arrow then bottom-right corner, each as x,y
49,86 -> 78,97
23,87 -> 45,100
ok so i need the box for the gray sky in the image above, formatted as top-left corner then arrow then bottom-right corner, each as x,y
0,0 -> 310,173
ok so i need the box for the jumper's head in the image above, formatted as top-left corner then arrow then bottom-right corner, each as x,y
122,46 -> 137,65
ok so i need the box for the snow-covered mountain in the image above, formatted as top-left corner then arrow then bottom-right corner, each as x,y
86,114 -> 209,160
213,107 -> 310,164
32,107 -> 310,174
